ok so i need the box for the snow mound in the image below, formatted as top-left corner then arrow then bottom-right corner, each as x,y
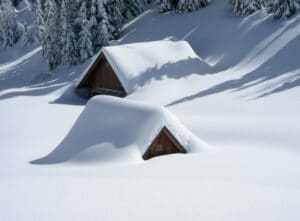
76,40 -> 211,94
32,95 -> 207,164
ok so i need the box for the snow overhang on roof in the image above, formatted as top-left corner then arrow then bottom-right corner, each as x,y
76,40 -> 210,94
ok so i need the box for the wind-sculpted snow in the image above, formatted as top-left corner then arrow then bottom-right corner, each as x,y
32,96 -> 207,164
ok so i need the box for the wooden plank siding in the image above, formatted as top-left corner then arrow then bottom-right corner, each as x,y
77,54 -> 126,97
143,126 -> 187,160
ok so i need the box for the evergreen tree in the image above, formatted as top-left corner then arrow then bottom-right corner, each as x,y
177,0 -> 210,12
90,0 -> 98,43
22,23 -> 29,46
36,0 -> 146,69
229,0 -> 263,16
36,0 -> 45,42
78,1 -> 94,62
105,0 -> 125,36
43,0 -> 51,24
124,0 -> 143,18
96,1 -> 112,47
0,7 -> 4,46
61,0 -> 78,66
0,0 -> 24,47
268,0 -> 299,18
43,0 -> 62,69
158,0 -> 175,12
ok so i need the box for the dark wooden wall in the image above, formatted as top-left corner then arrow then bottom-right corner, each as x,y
143,127 -> 186,160
79,55 -> 125,93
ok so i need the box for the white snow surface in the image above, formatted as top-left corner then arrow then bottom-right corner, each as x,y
77,40 -> 210,94
1,0 -> 300,220
32,95 -> 206,164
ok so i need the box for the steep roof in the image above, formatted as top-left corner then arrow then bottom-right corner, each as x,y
33,96 -> 207,164
76,40 -> 210,94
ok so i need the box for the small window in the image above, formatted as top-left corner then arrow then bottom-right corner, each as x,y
156,144 -> 163,152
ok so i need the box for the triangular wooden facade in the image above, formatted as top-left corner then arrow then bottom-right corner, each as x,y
77,53 -> 126,98
143,126 -> 187,160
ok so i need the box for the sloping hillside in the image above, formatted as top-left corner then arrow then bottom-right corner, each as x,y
0,0 -> 300,220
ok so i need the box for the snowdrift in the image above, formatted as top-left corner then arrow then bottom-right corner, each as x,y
76,40 -> 211,94
32,96 -> 207,164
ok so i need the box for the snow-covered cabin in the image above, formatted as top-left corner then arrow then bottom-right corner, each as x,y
32,96 -> 207,164
76,40 -> 209,98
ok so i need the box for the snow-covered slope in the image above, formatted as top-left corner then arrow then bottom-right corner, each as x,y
0,0 -> 300,220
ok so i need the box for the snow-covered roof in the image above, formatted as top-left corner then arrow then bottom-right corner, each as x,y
34,96 -> 207,164
76,40 -> 209,94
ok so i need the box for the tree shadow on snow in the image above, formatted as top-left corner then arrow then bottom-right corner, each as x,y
0,44 -> 91,105
166,14 -> 300,106
120,5 -> 300,104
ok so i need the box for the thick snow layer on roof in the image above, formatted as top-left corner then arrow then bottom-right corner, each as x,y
33,96 -> 207,164
76,40 -> 210,93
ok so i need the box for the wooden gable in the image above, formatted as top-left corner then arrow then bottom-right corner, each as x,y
77,53 -> 126,97
142,126 -> 187,160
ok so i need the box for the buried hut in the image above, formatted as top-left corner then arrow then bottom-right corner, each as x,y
32,96 -> 207,164
76,40 -> 209,98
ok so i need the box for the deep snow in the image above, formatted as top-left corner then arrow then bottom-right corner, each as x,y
31,95 -> 207,164
0,0 -> 300,220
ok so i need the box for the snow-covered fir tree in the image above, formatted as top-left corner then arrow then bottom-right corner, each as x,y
36,0 -> 146,69
36,0 -> 45,42
158,0 -> 176,12
43,0 -> 62,69
96,1 -> 113,47
43,0 -> 51,24
0,0 -> 24,48
124,0 -> 143,18
105,0 -> 125,36
268,0 -> 299,18
22,23 -> 30,46
0,5 -> 4,45
78,1 -> 94,62
61,0 -> 79,66
177,0 -> 211,12
158,0 -> 210,12
97,0 -> 115,36
89,0 -> 98,44
229,0 -> 263,16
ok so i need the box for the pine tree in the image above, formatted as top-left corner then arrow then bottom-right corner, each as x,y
0,7 -> 4,46
78,1 -> 94,62
229,0 -> 263,16
158,0 -> 175,12
177,0 -> 210,12
0,0 -> 23,47
96,2 -> 112,47
43,0 -> 62,69
61,0 -> 78,66
124,0 -> 143,18
268,0 -> 299,18
97,0 -> 115,36
36,0 -> 45,42
43,0 -> 51,24
22,23 -> 29,46
89,0 -> 98,43
105,0 -> 125,36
